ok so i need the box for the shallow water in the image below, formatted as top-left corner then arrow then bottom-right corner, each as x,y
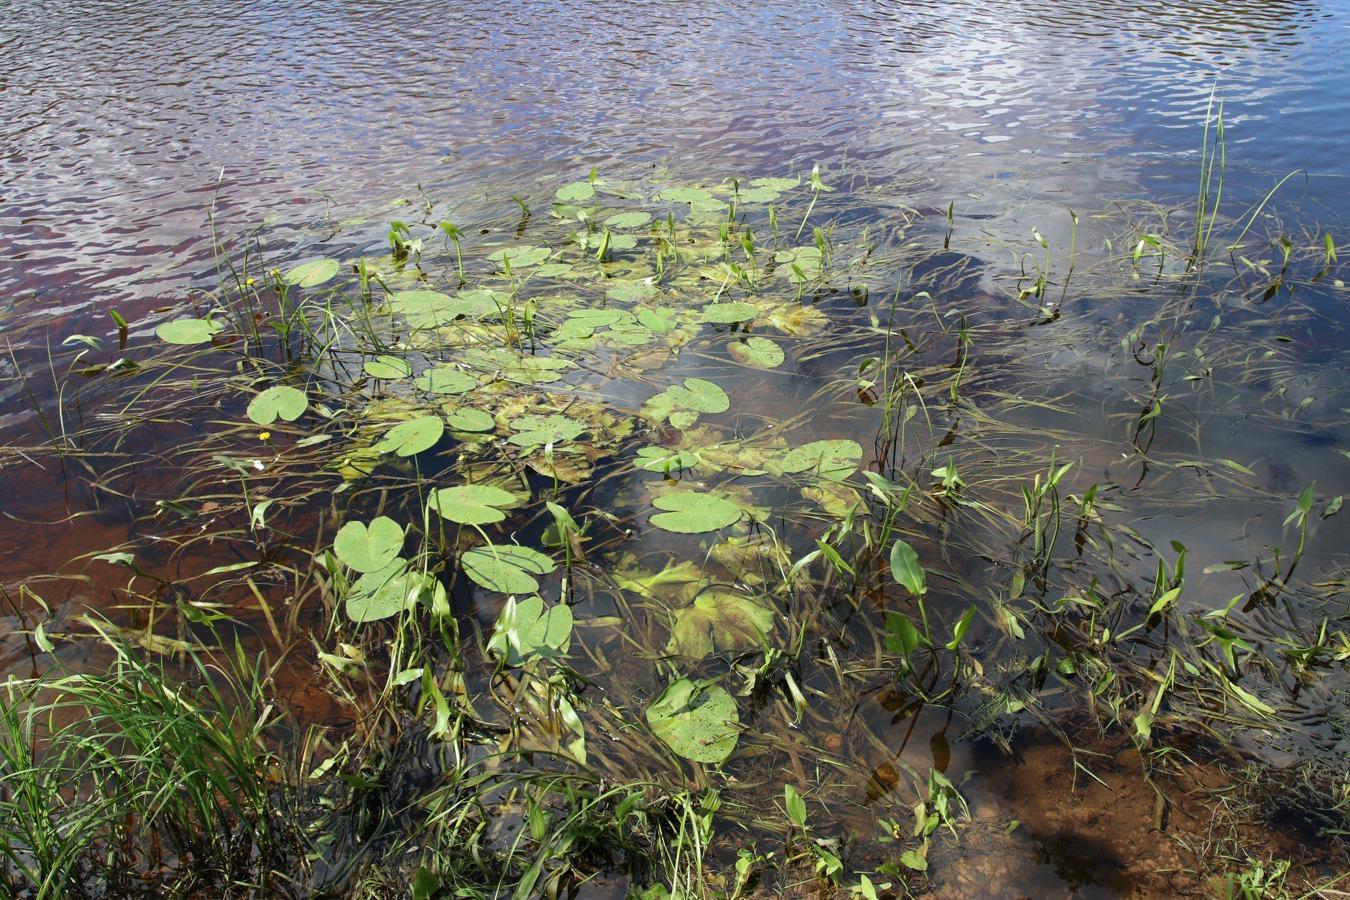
3,1 -> 1350,896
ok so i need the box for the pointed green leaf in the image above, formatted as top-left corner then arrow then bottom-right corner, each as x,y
486,595 -> 573,665
889,539 -> 927,596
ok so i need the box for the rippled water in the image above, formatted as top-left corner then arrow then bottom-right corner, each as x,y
4,0 -> 1349,327
4,1 -> 1350,896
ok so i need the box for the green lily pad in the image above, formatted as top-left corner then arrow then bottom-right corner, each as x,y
729,336 -> 784,369
156,317 -> 224,345
247,385 -> 308,425
643,378 -> 730,428
334,516 -> 404,573
486,595 -> 573,665
781,439 -> 862,481
736,187 -> 782,203
346,560 -> 436,623
646,679 -> 739,764
606,282 -> 661,304
445,408 -> 496,432
701,302 -> 758,324
651,492 -> 742,533
667,589 -> 775,658
389,290 -> 497,329
604,211 -> 652,229
375,416 -> 444,457
414,368 -> 476,394
364,355 -> 413,379
461,544 -> 556,594
283,258 -> 340,287
556,181 -> 595,202
637,307 -> 677,332
428,484 -> 521,526
751,177 -> 800,191
487,245 -> 552,268
533,262 -> 574,277
507,414 -> 586,448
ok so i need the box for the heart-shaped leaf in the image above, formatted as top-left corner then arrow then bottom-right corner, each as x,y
156,317 -> 224,345
556,181 -> 595,202
247,385 -> 308,425
376,416 -> 444,457
729,336 -> 784,368
650,492 -> 742,533
334,517 -> 404,573
346,560 -> 435,623
445,408 -> 496,432
364,355 -> 413,379
667,589 -> 775,658
507,414 -> 586,448
414,368 -> 476,395
700,302 -> 757,324
646,679 -> 739,764
890,539 -> 927,596
283,258 -> 340,287
428,484 -> 521,526
462,544 -> 555,594
486,595 -> 573,665
781,439 -> 862,481
604,211 -> 652,229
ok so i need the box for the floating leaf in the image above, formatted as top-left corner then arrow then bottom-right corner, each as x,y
445,408 -> 496,432
729,336 -> 784,368
334,517 -> 404,573
462,544 -> 556,594
643,378 -> 730,427
667,589 -> 775,658
781,439 -> 862,480
508,414 -> 586,448
487,245 -> 551,268
556,181 -> 595,202
651,492 -> 742,533
890,539 -> 927,596
347,560 -> 435,623
247,385 -> 308,425
156,318 -> 224,345
414,368 -> 476,394
657,187 -> 714,204
646,679 -> 739,764
606,282 -> 661,304
486,595 -> 573,665
283,258 -> 339,287
637,307 -> 677,332
636,446 -> 700,473
701,302 -> 758,324
429,484 -> 521,526
751,177 -> 800,191
376,416 -> 444,457
604,211 -> 652,229
364,355 -> 413,379
390,290 -> 497,329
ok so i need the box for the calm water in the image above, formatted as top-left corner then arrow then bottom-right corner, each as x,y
4,1 -> 1350,896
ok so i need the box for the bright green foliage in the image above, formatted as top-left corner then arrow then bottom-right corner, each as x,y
647,679 -> 739,764
461,543 -> 555,594
156,317 -> 224,345
375,416 -> 444,457
889,539 -> 927,597
333,517 -> 404,572
650,492 -> 742,533
700,302 -> 758,324
246,385 -> 308,425
428,484 -> 522,526
486,595 -> 573,665
364,355 -> 413,379
414,367 -> 476,395
729,336 -> 784,368
282,258 -> 339,287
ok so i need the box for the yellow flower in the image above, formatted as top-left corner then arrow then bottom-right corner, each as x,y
258,431 -> 271,441
246,277 -> 255,286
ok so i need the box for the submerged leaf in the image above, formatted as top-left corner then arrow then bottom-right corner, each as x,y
646,679 -> 739,764
667,589 -> 775,658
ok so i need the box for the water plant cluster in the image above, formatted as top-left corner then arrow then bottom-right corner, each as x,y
1,160 -> 1348,898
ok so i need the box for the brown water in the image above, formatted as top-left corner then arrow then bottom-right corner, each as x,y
4,1 -> 1350,896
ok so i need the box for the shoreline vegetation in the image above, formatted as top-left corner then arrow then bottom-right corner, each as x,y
1,161 -> 1348,898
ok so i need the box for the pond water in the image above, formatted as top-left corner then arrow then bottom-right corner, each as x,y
3,1 -> 1350,897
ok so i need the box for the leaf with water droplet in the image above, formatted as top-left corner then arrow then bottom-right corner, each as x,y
247,385 -> 308,425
